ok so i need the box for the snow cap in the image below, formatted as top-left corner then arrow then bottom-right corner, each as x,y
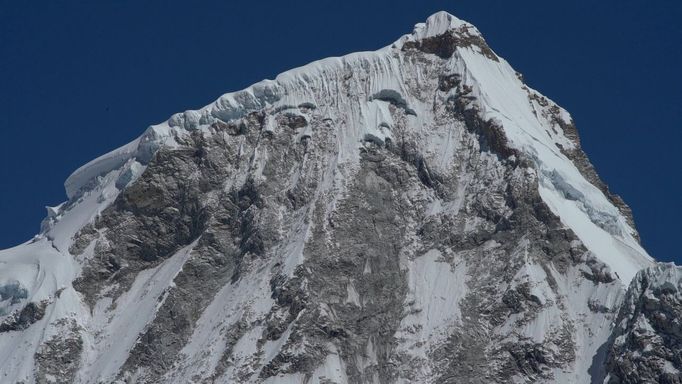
394,11 -> 482,49
412,11 -> 473,39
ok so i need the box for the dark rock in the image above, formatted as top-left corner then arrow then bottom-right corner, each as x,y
0,300 -> 48,332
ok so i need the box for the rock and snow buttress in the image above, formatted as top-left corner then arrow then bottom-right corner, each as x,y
1,11 -> 680,384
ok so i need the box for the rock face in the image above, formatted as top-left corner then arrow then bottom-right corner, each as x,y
605,264 -> 682,384
0,11 -> 677,384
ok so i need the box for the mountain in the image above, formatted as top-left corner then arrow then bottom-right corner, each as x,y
0,11 -> 679,384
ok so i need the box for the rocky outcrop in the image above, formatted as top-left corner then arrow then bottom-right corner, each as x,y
606,264 -> 682,384
0,300 -> 48,332
34,319 -> 83,384
402,24 -> 498,61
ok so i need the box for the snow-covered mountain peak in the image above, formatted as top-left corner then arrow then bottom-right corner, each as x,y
56,10 -> 651,305
0,11 -> 677,384
406,11 -> 477,41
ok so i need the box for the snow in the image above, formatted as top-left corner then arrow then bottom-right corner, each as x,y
663,360 -> 680,375
497,257 -> 558,342
539,183 -> 652,285
311,344 -> 349,383
259,344 -> 348,384
395,249 -> 467,365
78,241 -> 196,383
440,33 -> 654,285
345,281 -> 361,306
165,257 -> 275,383
47,166 -> 122,252
64,139 -> 139,199
0,239 -> 77,382
404,11 -> 473,42
637,262 -> 682,287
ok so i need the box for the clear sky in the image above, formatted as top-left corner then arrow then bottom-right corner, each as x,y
1,1 -> 680,263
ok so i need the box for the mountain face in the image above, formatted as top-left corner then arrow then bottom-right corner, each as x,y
0,11 -> 679,384
606,265 -> 682,384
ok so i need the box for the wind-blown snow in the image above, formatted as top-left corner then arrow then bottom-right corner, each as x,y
64,139 -> 139,199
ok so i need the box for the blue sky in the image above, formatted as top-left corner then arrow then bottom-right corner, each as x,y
1,1 -> 680,263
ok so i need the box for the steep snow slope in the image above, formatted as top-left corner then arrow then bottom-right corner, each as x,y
0,11 -> 671,384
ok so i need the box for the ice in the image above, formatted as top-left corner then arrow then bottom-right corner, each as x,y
539,183 -> 652,285
0,281 -> 28,316
64,139 -> 139,199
